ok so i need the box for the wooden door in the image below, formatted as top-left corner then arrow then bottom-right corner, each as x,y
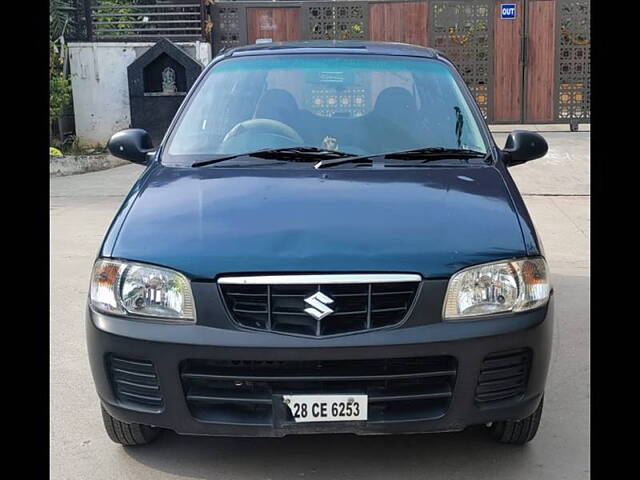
524,0 -> 556,122
493,0 -> 523,122
369,2 -> 428,46
247,8 -> 301,44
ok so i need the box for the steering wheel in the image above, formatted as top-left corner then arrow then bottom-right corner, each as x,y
221,119 -> 304,150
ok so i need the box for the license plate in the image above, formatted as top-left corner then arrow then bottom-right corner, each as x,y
282,394 -> 368,423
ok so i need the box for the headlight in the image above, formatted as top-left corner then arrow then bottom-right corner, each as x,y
90,259 -> 195,322
443,257 -> 550,320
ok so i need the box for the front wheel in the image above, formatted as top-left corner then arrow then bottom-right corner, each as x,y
489,395 -> 544,445
101,405 -> 162,446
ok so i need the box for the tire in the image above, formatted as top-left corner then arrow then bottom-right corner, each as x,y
489,395 -> 544,445
101,405 -> 162,446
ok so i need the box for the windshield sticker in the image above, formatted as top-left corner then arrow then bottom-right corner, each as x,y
318,71 -> 345,83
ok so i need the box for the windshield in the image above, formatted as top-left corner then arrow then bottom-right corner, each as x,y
163,54 -> 488,165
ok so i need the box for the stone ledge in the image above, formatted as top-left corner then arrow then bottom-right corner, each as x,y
49,154 -> 129,177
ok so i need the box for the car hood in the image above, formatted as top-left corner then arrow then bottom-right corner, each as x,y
108,164 -> 526,279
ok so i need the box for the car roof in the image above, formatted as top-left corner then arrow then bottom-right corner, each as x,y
222,40 -> 441,59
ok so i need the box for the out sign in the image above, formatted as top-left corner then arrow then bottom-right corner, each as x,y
501,4 -> 516,19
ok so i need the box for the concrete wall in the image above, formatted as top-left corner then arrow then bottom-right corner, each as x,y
68,41 -> 212,147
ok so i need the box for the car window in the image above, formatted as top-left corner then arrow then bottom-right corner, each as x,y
164,54 -> 487,165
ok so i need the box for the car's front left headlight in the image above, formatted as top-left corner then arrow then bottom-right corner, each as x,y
443,257 -> 550,320
90,259 -> 195,322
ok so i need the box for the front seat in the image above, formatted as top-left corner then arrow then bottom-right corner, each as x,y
254,89 -> 300,126
368,87 -> 423,150
372,87 -> 420,126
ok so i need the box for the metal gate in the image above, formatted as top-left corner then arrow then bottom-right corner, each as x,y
209,0 -> 495,120
303,2 -> 369,40
428,1 -> 493,119
211,4 -> 246,52
208,0 -> 590,125
211,1 -> 369,53
556,0 -> 590,125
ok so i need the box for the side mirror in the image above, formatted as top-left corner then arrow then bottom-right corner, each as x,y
107,128 -> 154,164
502,130 -> 548,166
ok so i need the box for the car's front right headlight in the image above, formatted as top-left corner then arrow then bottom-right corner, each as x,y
443,257 -> 550,320
90,259 -> 195,322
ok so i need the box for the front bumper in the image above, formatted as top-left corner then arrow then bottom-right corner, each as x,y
87,298 -> 553,437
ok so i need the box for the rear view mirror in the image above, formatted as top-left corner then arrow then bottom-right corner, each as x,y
502,130 -> 548,166
107,128 -> 154,165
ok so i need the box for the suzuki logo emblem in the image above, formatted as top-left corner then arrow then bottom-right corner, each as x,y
303,291 -> 335,320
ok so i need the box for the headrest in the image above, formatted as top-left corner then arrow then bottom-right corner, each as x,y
373,87 -> 418,118
255,89 -> 299,121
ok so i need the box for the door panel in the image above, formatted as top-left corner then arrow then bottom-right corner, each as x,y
525,0 -> 556,122
247,8 -> 301,44
493,0 -> 523,122
369,2 -> 428,46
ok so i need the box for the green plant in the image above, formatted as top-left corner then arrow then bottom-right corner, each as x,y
60,135 -> 109,156
50,0 -> 75,40
50,0 -> 74,140
50,40 -> 72,130
61,134 -> 81,155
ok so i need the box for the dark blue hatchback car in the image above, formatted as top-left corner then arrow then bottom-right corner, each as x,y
88,41 -> 553,446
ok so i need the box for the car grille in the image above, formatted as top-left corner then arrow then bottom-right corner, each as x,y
219,277 -> 420,337
108,355 -> 163,411
475,348 -> 532,404
180,356 -> 457,426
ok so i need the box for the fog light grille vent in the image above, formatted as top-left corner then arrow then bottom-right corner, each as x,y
475,348 -> 531,404
108,355 -> 163,411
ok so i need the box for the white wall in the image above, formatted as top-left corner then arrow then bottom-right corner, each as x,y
68,41 -> 212,147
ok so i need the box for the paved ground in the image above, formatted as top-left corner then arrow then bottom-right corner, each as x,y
51,131 -> 589,480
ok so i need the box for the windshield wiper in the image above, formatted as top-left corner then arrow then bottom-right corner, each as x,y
314,147 -> 488,169
383,147 -> 487,160
191,147 -> 357,168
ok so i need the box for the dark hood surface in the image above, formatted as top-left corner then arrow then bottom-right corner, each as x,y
108,164 -> 526,279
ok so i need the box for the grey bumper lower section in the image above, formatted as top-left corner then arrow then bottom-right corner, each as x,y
87,298 -> 553,437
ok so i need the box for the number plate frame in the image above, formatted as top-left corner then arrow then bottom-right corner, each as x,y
282,394 -> 368,423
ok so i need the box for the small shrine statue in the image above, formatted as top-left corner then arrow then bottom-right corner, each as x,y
162,67 -> 177,93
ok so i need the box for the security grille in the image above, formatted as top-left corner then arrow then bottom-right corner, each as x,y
213,5 -> 245,53
429,0 -> 492,119
304,2 -> 368,41
556,0 -> 590,123
87,0 -> 203,41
